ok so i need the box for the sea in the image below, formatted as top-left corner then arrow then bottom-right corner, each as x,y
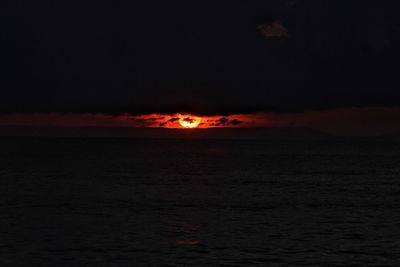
0,138 -> 399,266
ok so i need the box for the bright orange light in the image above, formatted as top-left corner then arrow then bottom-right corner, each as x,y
179,116 -> 201,128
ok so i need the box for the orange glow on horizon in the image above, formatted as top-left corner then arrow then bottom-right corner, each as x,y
125,113 -> 265,129
178,116 -> 201,128
2,108 -> 400,135
0,112 -> 270,128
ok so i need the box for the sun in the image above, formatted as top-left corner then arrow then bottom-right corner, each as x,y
179,116 -> 201,128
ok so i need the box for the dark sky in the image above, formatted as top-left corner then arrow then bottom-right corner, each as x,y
1,0 -> 399,115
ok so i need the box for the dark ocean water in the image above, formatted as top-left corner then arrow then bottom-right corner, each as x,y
1,138 -> 400,266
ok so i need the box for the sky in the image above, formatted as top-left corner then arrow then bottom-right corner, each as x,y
1,1 -> 399,135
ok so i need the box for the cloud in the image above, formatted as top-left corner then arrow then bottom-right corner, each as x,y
217,117 -> 229,125
128,118 -> 146,123
212,117 -> 243,126
169,117 -> 180,122
126,116 -> 165,127
257,20 -> 289,39
230,119 -> 243,125
183,117 -> 195,123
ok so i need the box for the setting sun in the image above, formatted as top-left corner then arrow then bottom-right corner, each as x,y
119,113 -> 256,128
179,116 -> 201,128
